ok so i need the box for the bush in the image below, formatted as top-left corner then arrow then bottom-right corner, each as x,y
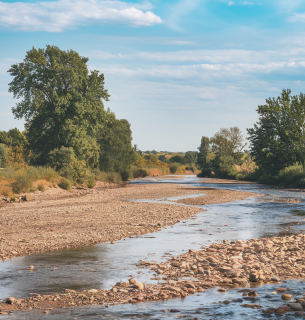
170,163 -> 180,174
120,170 -> 130,181
86,176 -> 96,188
10,171 -> 32,193
10,197 -> 15,202
58,178 -> 72,190
133,168 -> 148,178
38,184 -> 45,192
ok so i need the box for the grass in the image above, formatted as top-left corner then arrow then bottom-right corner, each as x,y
290,209 -> 305,216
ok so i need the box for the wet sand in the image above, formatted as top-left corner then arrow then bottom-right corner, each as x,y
0,183 -> 255,262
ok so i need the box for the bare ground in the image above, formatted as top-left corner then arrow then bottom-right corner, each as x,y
0,183 -> 255,261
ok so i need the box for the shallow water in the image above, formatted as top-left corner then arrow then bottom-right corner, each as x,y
1,176 -> 305,319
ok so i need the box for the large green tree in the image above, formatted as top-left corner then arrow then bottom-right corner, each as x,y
8,45 -> 110,166
247,89 -> 305,174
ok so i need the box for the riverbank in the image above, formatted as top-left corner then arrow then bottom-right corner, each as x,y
1,233 -> 305,316
0,182 -> 255,261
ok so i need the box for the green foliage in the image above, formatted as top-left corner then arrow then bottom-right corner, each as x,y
247,89 -> 305,175
47,147 -> 76,171
144,153 -> 159,163
93,170 -> 122,184
158,155 -> 167,163
86,176 -> 96,188
10,171 -> 33,193
185,151 -> 198,166
38,184 -> 45,192
98,112 -> 135,173
58,178 -> 72,190
210,127 -> 245,159
120,170 -> 130,181
170,163 -> 180,174
198,136 -> 210,169
0,144 -> 7,168
133,168 -> 148,178
10,197 -> 15,202
8,45 -> 110,167
212,155 -> 238,179
169,155 -> 186,164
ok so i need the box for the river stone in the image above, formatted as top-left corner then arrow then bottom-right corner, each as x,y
134,282 -> 144,290
287,303 -> 303,311
282,294 -> 292,300
6,297 -> 15,304
271,275 -> 281,282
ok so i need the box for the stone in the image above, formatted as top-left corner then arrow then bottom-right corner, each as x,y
287,303 -> 303,311
134,282 -> 144,290
6,297 -> 15,304
88,289 -> 98,293
271,275 -> 281,282
25,194 -> 33,201
282,294 -> 292,300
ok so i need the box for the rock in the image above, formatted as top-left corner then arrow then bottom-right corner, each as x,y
28,265 -> 35,271
134,282 -> 144,290
295,311 -> 303,317
282,294 -> 292,300
24,194 -> 33,201
217,288 -> 226,292
287,303 -> 303,311
6,297 -> 15,304
65,289 -> 76,293
241,304 -> 262,309
271,275 -> 281,282
88,289 -> 98,293
169,309 -> 180,313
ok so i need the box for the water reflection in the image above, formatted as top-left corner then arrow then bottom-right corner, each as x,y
1,176 -> 305,318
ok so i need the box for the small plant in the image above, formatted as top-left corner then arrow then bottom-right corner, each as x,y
86,177 -> 96,188
10,197 -> 15,202
120,170 -> 130,181
29,188 -> 36,193
10,171 -> 32,194
58,178 -> 72,190
38,184 -> 45,192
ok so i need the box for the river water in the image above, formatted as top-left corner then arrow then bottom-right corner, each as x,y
1,176 -> 305,319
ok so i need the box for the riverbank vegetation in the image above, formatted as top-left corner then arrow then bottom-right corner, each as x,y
197,89 -> 305,188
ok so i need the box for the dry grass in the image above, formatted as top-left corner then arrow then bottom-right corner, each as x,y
0,179 -> 13,197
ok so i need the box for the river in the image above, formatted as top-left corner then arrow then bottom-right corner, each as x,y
1,176 -> 305,319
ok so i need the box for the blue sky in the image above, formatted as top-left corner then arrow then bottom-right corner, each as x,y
1,0 -> 305,151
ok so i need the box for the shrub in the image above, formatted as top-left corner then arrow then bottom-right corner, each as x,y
86,176 -> 96,188
10,197 -> 15,202
106,172 -> 122,184
133,168 -> 148,178
120,170 -> 130,181
170,163 -> 180,174
10,171 -> 32,194
58,178 -> 72,190
38,184 -> 45,192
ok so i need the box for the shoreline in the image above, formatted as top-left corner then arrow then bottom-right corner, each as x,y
1,233 -> 304,316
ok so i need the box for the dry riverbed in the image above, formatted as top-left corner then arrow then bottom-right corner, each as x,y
0,183 -> 254,261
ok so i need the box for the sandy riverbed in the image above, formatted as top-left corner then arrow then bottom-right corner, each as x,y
0,183 -> 255,261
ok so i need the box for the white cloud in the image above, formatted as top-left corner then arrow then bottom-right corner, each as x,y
228,1 -> 235,5
287,13 -> 305,23
240,1 -> 253,4
0,0 -> 162,32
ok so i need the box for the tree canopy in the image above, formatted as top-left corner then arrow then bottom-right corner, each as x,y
8,45 -> 110,166
247,89 -> 305,174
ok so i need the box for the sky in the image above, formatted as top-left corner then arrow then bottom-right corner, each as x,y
1,0 -> 305,152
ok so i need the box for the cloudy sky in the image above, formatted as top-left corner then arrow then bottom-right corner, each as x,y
1,0 -> 305,151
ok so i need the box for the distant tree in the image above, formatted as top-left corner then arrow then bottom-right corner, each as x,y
0,144 -> 7,168
158,155 -> 167,162
197,136 -> 210,168
0,131 -> 10,146
247,89 -> 305,174
8,45 -> 110,166
169,155 -> 186,164
98,111 -> 135,173
185,151 -> 198,165
151,150 -> 158,155
210,127 -> 245,160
